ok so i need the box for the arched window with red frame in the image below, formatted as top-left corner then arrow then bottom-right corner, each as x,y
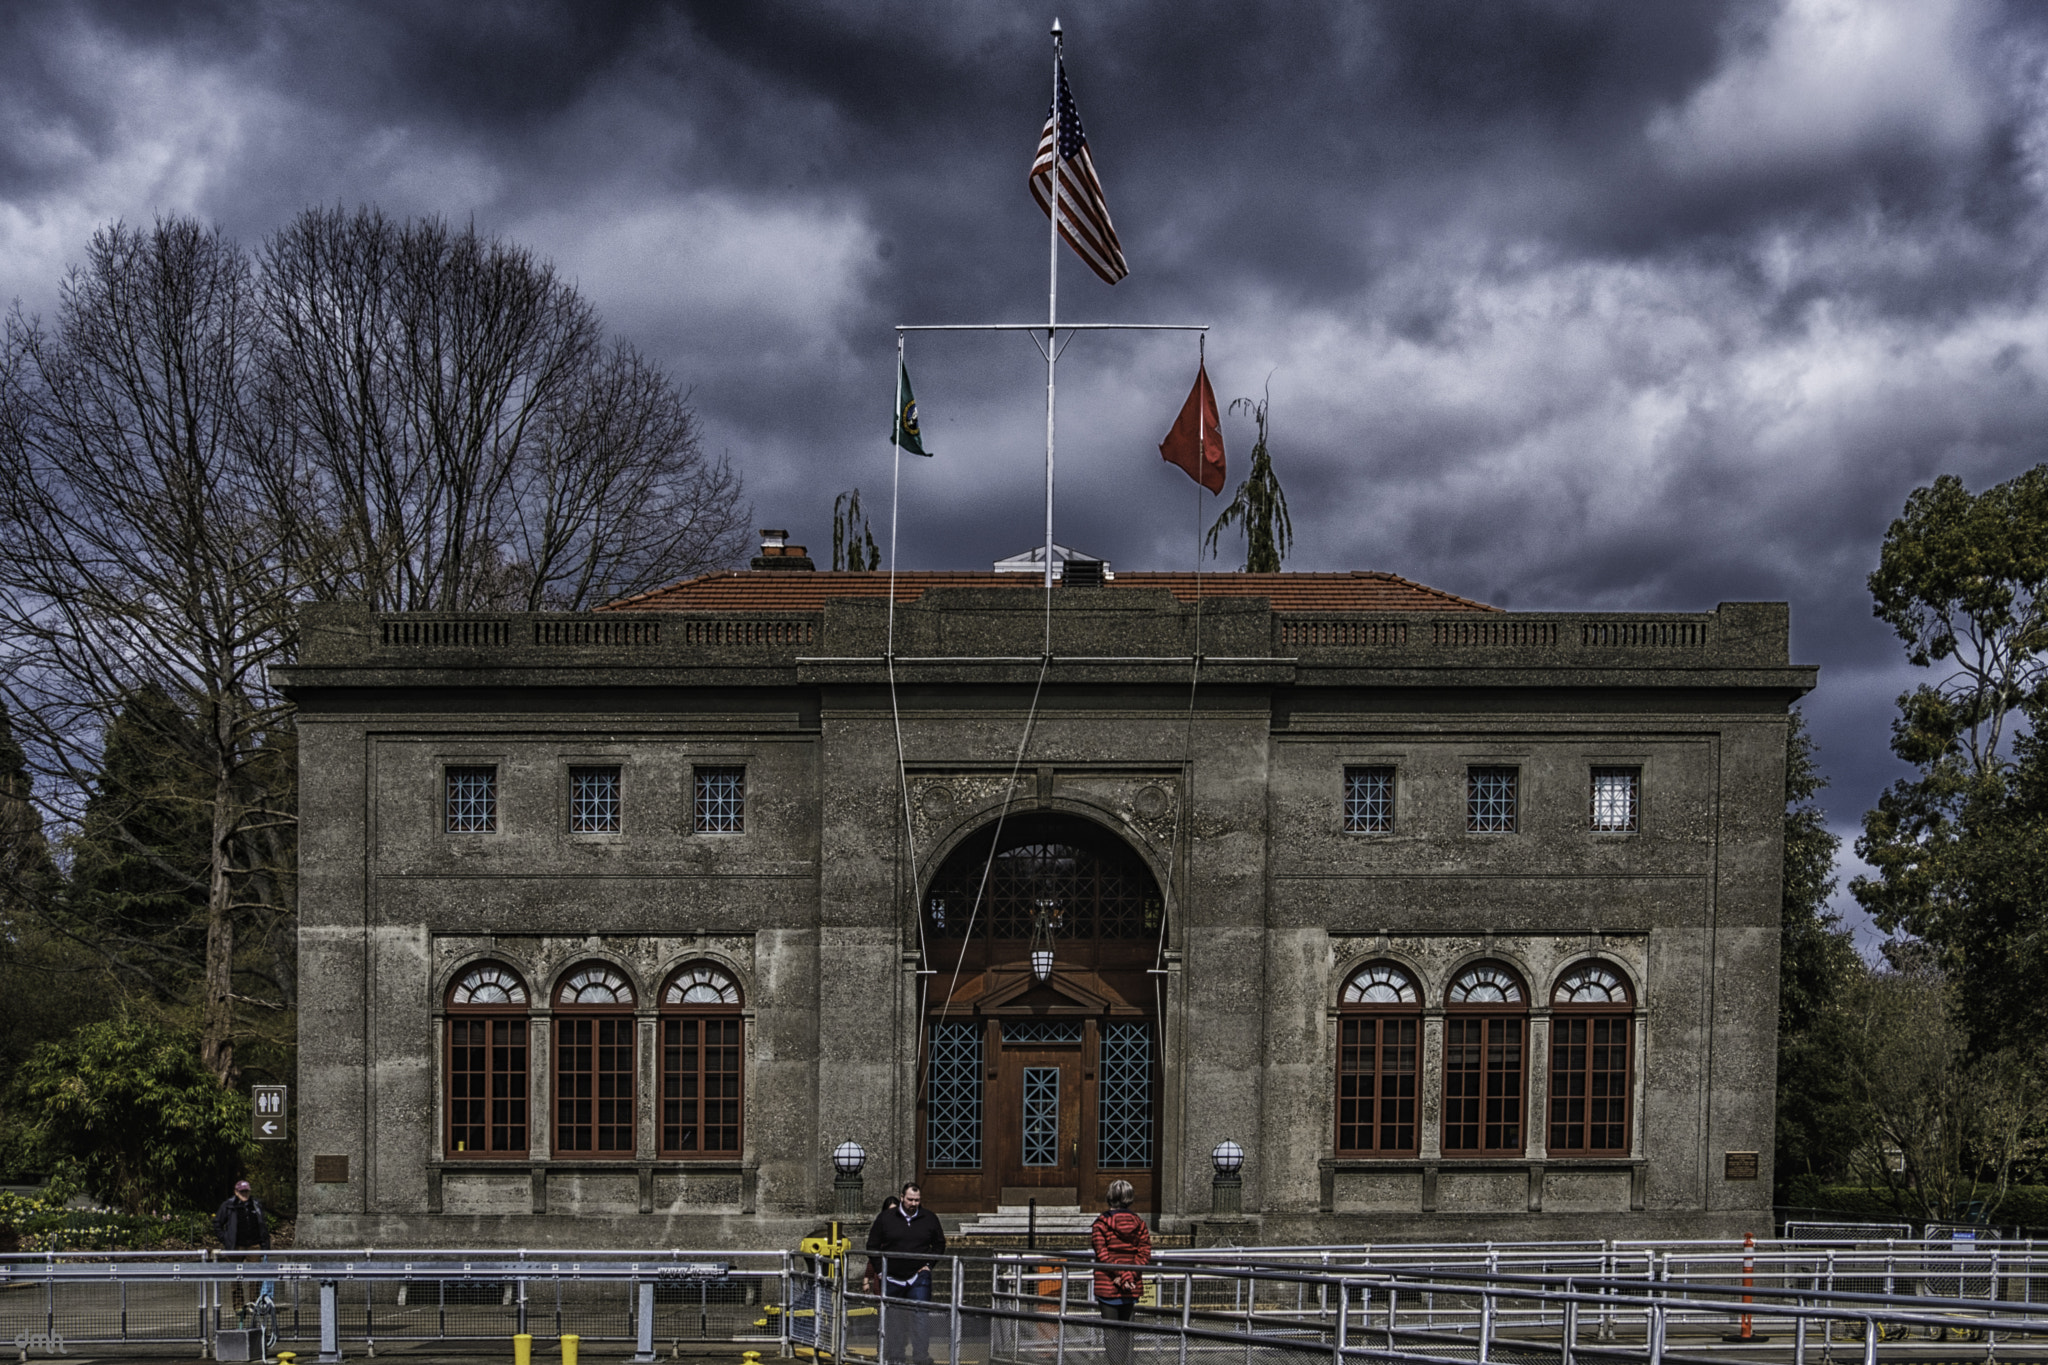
447,962 -> 530,1157
1548,962 -> 1634,1155
660,963 -> 743,1158
1442,962 -> 1529,1156
554,963 -> 636,1157
1336,961 -> 1421,1155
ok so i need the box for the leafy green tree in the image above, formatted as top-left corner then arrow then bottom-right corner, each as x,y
1773,711 -> 1864,1203
9,1018 -> 252,1213
1853,467 -> 2048,1052
832,488 -> 881,571
1207,389 -> 1293,572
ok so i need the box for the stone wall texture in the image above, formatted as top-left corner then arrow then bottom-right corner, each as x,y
279,590 -> 1813,1246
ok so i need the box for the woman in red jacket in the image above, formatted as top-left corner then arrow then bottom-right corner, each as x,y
1090,1179 -> 1151,1365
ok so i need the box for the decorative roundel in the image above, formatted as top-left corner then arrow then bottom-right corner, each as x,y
1555,963 -> 1631,1005
665,962 -> 741,1006
452,962 -> 528,1007
1341,962 -> 1419,1005
557,965 -> 634,1006
1448,963 -> 1525,1005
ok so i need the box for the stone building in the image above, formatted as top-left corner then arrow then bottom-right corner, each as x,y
282,547 -> 1813,1246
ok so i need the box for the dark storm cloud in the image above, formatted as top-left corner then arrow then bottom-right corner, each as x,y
6,0 -> 2048,949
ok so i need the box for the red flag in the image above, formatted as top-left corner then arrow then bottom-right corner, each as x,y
1159,362 -> 1225,493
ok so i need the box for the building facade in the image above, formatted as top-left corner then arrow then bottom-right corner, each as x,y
283,563 -> 1813,1246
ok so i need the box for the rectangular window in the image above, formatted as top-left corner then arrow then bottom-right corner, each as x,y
448,1018 -> 527,1154
446,766 -> 497,833
693,766 -> 746,834
1549,1016 -> 1631,1153
555,1017 -> 635,1155
662,1017 -> 742,1155
570,765 -> 622,834
1343,766 -> 1395,833
1590,767 -> 1640,832
1442,1017 -> 1524,1154
1466,766 -> 1518,833
1337,1016 -> 1418,1154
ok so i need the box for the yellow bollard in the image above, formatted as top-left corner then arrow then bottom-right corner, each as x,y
277,1354 -> 298,1365
514,1331 -> 533,1365
562,1332 -> 580,1365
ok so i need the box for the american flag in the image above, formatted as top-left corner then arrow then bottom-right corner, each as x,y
1029,58 -> 1128,286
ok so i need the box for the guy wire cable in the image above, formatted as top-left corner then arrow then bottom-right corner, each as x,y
884,336 -> 936,1097
934,651 -> 1052,1027
1158,333 -> 1210,977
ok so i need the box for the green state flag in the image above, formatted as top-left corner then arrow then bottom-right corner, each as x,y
892,359 -> 931,457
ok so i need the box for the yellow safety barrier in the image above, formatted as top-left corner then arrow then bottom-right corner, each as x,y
561,1331 -> 579,1365
514,1331 -> 533,1365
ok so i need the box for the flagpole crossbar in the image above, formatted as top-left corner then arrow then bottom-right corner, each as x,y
895,323 -> 1209,332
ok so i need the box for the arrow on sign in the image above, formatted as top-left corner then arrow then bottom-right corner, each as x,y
261,1121 -> 280,1136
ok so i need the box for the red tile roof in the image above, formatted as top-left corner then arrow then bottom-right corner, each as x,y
603,570 -> 1497,613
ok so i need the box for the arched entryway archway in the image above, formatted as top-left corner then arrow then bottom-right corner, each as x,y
918,813 -> 1164,1214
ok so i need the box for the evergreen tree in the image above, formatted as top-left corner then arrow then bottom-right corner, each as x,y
0,701 -> 111,1177
1207,389 -> 1293,572
1772,711 -> 1863,1203
68,686 -> 211,970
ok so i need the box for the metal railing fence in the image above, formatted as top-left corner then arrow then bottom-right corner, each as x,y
8,1237 -> 2048,1362
0,1248 -> 790,1361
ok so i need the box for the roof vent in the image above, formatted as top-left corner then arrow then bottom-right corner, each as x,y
1063,557 -> 1108,589
751,528 -> 815,572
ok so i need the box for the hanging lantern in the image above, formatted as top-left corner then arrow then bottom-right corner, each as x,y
1029,898 -> 1059,981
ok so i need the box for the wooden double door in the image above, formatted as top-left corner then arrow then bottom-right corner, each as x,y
921,1013 -> 1157,1214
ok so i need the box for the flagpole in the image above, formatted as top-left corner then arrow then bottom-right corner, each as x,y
1044,18 -> 1062,617
889,332 -> 905,660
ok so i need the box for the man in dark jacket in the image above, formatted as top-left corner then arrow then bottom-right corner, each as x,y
212,1180 -> 271,1315
864,1183 -> 945,1365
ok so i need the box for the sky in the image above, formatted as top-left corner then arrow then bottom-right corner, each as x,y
7,0 -> 2048,950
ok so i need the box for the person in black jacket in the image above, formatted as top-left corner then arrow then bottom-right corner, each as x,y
212,1180 -> 272,1315
864,1183 -> 945,1365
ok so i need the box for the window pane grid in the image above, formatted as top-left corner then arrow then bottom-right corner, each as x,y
694,766 -> 746,834
555,1017 -> 635,1154
1344,766 -> 1394,833
926,1023 -> 983,1168
446,766 -> 497,833
1021,1066 -> 1061,1166
663,1016 -> 742,1154
1466,767 -> 1517,833
449,1017 -> 527,1154
1443,1017 -> 1523,1153
1591,767 -> 1639,832
1098,1022 -> 1154,1168
570,766 -> 622,834
1549,1015 -> 1630,1152
1338,1015 -> 1418,1154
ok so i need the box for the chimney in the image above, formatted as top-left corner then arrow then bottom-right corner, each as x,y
751,528 -> 815,571
1062,557 -> 1108,589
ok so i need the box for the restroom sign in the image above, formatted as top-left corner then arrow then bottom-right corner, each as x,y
252,1085 -> 288,1141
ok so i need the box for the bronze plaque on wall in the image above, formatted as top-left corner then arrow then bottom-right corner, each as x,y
1724,1151 -> 1760,1181
312,1155 -> 350,1184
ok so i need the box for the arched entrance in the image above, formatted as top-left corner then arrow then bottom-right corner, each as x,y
917,813 -> 1164,1214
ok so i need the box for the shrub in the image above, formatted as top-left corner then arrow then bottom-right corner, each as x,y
9,1019 -> 253,1215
